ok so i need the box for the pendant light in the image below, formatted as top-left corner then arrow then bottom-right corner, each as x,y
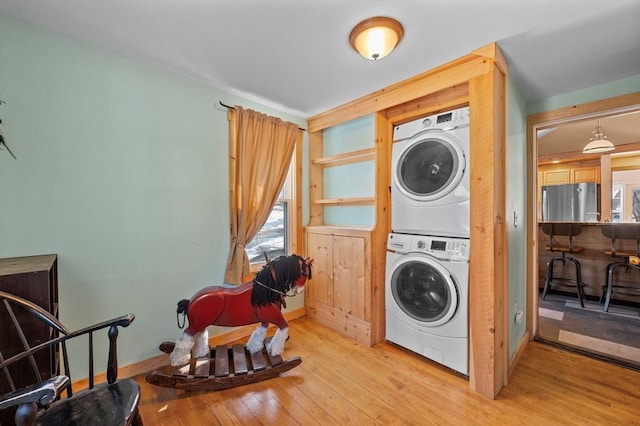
582,120 -> 615,154
349,17 -> 404,61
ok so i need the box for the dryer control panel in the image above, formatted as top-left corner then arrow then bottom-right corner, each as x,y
393,106 -> 469,141
387,232 -> 469,261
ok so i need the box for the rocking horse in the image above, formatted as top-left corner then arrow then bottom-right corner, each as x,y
145,254 -> 312,391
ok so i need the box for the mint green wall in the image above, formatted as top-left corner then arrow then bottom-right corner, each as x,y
322,115 -> 376,226
506,79 -> 528,357
4,12 -> 637,379
527,75 -> 640,114
0,15 -> 307,375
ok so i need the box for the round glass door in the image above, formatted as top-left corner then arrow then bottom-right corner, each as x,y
395,133 -> 465,201
390,258 -> 458,326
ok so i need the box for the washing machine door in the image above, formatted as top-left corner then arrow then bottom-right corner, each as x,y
389,254 -> 459,327
394,130 -> 465,202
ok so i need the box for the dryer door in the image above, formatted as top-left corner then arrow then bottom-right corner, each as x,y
389,254 -> 459,327
394,130 -> 465,202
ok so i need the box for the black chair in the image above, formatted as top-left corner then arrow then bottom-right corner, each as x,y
0,291 -> 142,426
541,223 -> 586,307
600,224 -> 640,312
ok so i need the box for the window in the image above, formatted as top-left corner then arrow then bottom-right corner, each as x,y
246,158 -> 294,266
612,184 -> 623,223
612,169 -> 640,222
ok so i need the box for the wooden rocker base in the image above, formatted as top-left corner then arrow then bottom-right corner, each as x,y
145,338 -> 302,391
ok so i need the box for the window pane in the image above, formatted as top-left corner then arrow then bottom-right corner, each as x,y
246,200 -> 288,264
612,184 -> 623,222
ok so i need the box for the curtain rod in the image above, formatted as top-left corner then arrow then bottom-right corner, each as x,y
219,101 -> 306,132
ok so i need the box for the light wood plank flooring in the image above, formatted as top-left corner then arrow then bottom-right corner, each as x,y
132,316 -> 640,425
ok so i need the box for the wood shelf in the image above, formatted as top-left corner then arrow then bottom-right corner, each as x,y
305,225 -> 373,233
306,112 -> 389,350
312,196 -> 375,206
311,148 -> 375,168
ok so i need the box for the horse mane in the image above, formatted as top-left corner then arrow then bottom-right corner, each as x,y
251,254 -> 306,307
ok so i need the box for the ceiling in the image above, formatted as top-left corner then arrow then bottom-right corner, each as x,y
0,1 -> 639,119
537,110 -> 640,157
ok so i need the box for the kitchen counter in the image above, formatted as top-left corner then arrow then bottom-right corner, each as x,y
538,222 -> 639,303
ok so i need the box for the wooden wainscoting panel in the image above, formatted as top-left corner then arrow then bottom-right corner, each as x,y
305,231 -> 333,307
332,234 -> 366,320
305,302 -> 372,346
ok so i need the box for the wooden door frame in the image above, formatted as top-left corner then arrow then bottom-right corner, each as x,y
525,92 -> 640,341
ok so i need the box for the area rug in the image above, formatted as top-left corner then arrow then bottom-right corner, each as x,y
564,300 -> 640,320
538,294 -> 640,368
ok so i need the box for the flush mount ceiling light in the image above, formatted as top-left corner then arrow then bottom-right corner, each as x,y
582,120 -> 615,154
349,16 -> 404,61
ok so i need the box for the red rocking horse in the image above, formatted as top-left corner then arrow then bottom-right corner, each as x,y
169,254 -> 313,367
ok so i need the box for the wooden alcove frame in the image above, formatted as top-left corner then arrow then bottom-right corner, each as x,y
306,43 -> 508,399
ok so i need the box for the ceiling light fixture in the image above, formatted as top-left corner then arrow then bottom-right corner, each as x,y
349,16 -> 404,61
582,120 -> 615,154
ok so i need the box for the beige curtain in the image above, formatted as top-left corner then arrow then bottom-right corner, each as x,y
225,106 -> 299,284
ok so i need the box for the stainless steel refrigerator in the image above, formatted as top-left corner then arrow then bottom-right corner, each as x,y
541,182 -> 600,222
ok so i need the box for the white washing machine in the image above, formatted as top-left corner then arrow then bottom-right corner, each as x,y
385,232 -> 469,375
391,106 -> 470,238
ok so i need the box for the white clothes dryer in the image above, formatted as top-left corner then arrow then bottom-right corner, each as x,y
391,106 -> 470,238
385,232 -> 469,375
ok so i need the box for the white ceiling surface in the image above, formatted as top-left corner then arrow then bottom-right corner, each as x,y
0,1 -> 639,118
537,111 -> 640,156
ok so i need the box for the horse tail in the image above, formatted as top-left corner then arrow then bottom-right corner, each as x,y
176,299 -> 189,329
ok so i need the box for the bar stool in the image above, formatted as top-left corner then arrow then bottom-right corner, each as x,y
600,224 -> 640,312
541,223 -> 586,307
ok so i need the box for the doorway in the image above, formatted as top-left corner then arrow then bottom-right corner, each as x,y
527,93 -> 640,370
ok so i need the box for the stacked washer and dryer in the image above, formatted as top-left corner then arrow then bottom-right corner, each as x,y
386,106 -> 471,375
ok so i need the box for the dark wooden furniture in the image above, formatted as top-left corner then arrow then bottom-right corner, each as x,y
600,224 -> 640,312
0,291 -> 142,425
540,223 -> 586,307
0,254 -> 59,426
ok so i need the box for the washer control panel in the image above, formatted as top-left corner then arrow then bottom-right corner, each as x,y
387,232 -> 469,261
423,107 -> 469,129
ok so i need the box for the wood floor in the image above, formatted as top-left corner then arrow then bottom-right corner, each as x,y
132,316 -> 640,425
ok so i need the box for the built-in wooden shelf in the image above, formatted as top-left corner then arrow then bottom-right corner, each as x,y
311,148 -> 375,168
312,196 -> 375,206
